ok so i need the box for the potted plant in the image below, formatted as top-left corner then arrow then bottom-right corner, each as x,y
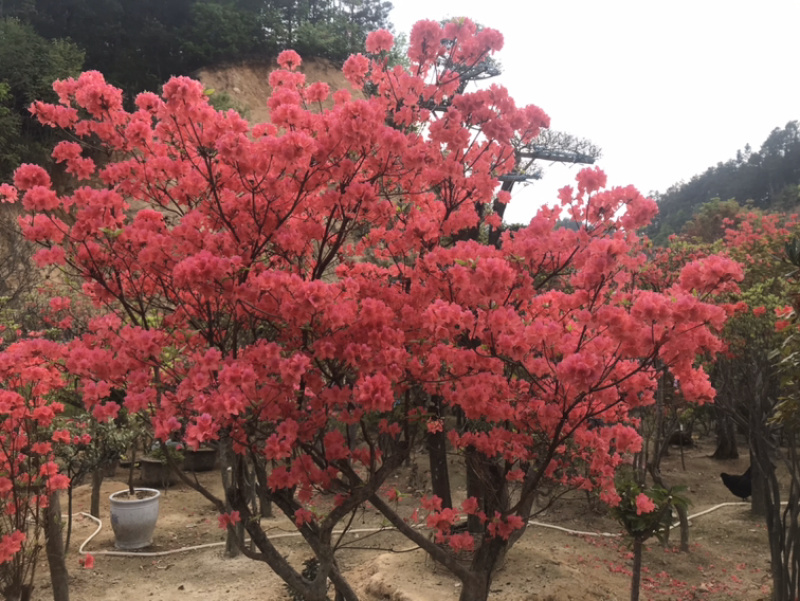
139,444 -> 183,487
108,487 -> 161,549
182,444 -> 218,472
108,430 -> 162,549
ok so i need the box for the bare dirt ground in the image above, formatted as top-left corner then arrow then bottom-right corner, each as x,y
32,436 -> 775,601
196,58 -> 359,125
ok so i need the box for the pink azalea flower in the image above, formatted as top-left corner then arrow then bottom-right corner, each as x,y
635,493 -> 656,515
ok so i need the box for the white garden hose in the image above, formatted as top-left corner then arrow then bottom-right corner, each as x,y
75,501 -> 754,558
77,512 -> 425,557
529,501 -> 755,539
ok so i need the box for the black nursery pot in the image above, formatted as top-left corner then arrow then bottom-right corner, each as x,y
139,456 -> 180,487
182,446 -> 218,472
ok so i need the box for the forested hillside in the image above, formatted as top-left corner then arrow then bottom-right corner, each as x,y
0,19 -> 84,181
648,120 -> 800,243
2,0 -> 392,94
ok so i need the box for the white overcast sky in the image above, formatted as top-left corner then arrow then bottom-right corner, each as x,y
389,0 -> 800,224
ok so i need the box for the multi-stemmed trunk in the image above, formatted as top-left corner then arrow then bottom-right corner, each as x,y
457,533 -> 510,601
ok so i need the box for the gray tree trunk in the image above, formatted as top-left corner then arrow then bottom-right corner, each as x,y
90,469 -> 103,518
44,491 -> 70,601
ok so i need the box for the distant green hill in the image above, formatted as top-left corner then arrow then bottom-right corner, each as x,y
647,121 -> 800,245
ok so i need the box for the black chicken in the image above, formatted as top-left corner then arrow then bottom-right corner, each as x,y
720,466 -> 752,500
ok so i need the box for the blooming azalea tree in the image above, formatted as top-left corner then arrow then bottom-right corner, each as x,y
5,19 -> 745,601
768,236 -> 800,601
661,211 -> 797,479
651,206 -> 800,600
633,237 -> 745,549
710,210 -> 800,599
0,338 -> 73,601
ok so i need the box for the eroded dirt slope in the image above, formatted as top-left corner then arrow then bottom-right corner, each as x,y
196,58 -> 358,124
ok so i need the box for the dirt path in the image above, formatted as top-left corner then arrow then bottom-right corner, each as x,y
30,437 -> 776,601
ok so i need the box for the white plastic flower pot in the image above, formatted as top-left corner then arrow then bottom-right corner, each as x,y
109,488 -> 161,549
